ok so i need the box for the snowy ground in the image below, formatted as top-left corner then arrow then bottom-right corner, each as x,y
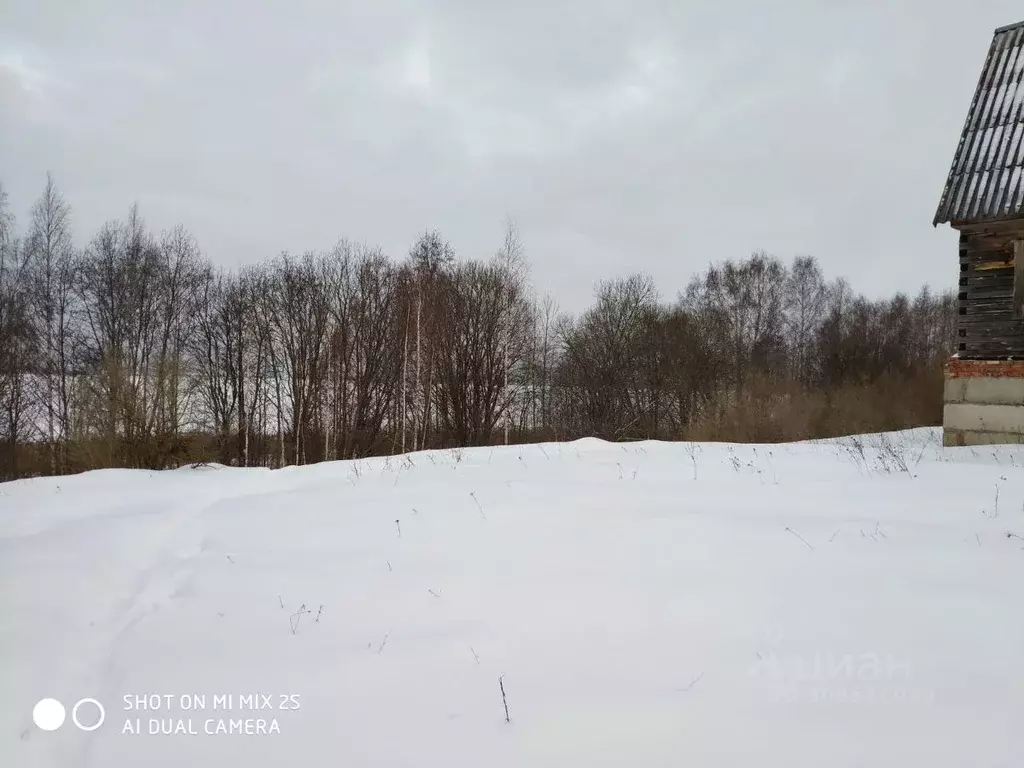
1,428 -> 1023,767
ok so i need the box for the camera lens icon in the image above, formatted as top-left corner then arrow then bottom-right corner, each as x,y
32,699 -> 65,731
33,698 -> 106,732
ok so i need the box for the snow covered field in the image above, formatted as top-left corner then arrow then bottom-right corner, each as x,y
1,428 -> 1023,767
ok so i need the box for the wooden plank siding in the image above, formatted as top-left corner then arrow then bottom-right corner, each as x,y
957,225 -> 1024,357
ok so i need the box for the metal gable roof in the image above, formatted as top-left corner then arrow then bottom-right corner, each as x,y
933,21 -> 1024,226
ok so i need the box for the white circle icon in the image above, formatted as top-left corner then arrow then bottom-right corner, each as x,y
71,698 -> 106,731
32,698 -> 66,731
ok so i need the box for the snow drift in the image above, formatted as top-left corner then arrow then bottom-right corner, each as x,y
1,429 -> 1022,766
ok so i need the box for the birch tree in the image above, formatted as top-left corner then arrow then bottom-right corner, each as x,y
25,173 -> 78,472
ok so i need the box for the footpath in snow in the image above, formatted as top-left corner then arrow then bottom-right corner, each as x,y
1,428 -> 1022,767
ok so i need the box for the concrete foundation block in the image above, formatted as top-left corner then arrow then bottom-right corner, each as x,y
944,402 -> 1024,433
943,378 -> 968,404
943,362 -> 1024,445
963,377 -> 1024,406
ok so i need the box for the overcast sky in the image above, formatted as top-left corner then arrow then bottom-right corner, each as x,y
1,1 -> 1021,311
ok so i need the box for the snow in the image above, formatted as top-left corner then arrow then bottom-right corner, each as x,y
1,428 -> 1023,767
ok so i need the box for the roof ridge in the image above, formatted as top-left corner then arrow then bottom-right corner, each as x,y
994,19 -> 1024,34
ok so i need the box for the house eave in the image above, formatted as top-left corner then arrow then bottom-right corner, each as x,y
933,211 -> 1024,231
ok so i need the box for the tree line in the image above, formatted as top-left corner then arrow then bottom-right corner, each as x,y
0,175 -> 957,479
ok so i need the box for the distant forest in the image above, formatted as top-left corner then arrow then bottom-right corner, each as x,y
0,175 -> 956,480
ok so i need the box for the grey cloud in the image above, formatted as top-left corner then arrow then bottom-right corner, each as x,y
2,0 -> 1021,310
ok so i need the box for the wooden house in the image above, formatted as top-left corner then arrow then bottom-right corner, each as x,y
934,20 -> 1024,445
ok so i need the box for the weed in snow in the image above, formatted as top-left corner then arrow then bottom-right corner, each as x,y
786,527 -> 814,551
348,462 -> 363,485
676,671 -> 705,692
470,491 -> 487,519
498,675 -> 511,723
835,436 -> 870,476
763,450 -> 779,484
289,604 -> 312,635
869,434 -> 914,477
683,442 -> 701,480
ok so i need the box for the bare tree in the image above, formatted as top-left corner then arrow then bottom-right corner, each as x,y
404,231 -> 454,451
192,269 -> 240,462
493,219 -> 530,445
433,260 -> 531,445
264,252 -> 332,465
317,242 -> 403,460
76,205 -> 198,467
24,173 -> 78,473
558,274 -> 660,439
0,186 -> 35,478
689,251 -> 787,389
149,225 -> 204,457
784,255 -> 826,385
528,292 -> 561,436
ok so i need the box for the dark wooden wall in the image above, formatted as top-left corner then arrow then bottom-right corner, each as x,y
957,219 -> 1024,358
